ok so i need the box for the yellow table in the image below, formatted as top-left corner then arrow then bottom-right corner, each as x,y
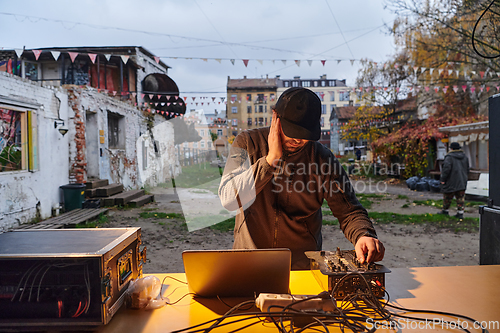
96,266 -> 500,332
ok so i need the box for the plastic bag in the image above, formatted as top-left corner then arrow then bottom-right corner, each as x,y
405,176 -> 420,190
127,276 -> 165,310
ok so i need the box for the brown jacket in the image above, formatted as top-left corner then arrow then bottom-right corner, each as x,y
218,128 -> 377,269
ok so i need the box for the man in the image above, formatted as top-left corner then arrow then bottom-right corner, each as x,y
219,87 -> 384,270
439,142 -> 470,219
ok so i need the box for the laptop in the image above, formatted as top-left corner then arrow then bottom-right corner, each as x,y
182,248 -> 291,297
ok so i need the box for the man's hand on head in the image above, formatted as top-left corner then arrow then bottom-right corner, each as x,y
355,236 -> 385,264
266,112 -> 282,167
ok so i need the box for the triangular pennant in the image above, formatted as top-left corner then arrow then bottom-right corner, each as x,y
307,60 -> 313,66
282,60 -> 287,65
453,85 -> 459,93
184,96 -> 188,101
471,86 -> 476,93
295,60 -> 300,67
403,65 -> 410,72
50,51 -> 61,61
141,94 -> 145,99
157,95 -> 162,100
201,58 -> 208,62
425,86 -> 430,92
443,86 -> 449,93
243,59 -> 249,67
421,67 -> 426,74
350,60 -> 355,66
88,53 -> 97,64
257,59 -> 263,65
413,67 -> 419,75
15,49 -> 23,58
149,94 -> 154,99
438,69 -> 444,75
321,60 -> 326,66
121,55 -> 129,64
132,92 -> 136,98
105,54 -> 111,62
32,50 -> 42,61
462,85 -> 467,92
434,87 -> 439,93
68,52 -> 78,63
480,71 -> 485,79
154,56 -> 160,64
230,59 -> 235,65
192,97 -> 196,101
112,91 -> 117,96
212,97 -> 216,101
430,68 -> 434,76
448,70 -> 453,76
215,59 -> 221,64
455,70 -> 459,78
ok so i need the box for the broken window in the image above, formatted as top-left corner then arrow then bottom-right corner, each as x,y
0,108 -> 38,172
107,112 -> 125,149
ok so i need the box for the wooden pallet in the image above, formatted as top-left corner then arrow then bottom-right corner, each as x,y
16,208 -> 109,230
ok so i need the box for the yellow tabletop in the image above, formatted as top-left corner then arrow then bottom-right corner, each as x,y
95,266 -> 500,333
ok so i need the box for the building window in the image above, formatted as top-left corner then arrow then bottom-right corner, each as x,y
217,129 -> 223,136
314,81 -> 318,87
270,93 -> 275,101
321,81 -> 326,87
265,105 -> 267,113
200,129 -> 205,137
284,81 -> 289,87
0,108 -> 38,172
208,141 -> 212,148
193,142 -> 198,148
246,94 -> 252,102
259,105 -> 263,113
231,107 -> 238,114
108,112 -> 125,149
302,81 -> 310,87
292,81 -> 299,87
247,118 -> 252,126
23,62 -> 39,81
258,117 -> 264,126
247,106 -> 252,113
321,105 -> 327,114
265,117 -> 268,126
328,80 -> 335,87
255,105 -> 258,113
232,119 -> 238,126
231,94 -> 237,103
200,140 -> 205,148
330,92 -> 335,101
255,118 -> 258,126
339,91 -> 350,101
257,94 -> 264,103
315,92 -> 324,102
183,142 -> 189,148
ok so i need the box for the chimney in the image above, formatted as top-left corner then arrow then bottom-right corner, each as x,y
293,76 -> 300,80
276,75 -> 280,79
321,74 -> 327,79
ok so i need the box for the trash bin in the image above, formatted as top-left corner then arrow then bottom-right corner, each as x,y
60,183 -> 86,212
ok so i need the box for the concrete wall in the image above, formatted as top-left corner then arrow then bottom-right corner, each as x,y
66,86 -> 179,190
0,72 -> 70,231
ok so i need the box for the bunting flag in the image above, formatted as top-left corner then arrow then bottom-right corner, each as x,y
104,54 -> 111,62
230,59 -> 235,65
15,49 -> 23,58
32,50 -> 42,61
68,52 -> 78,63
282,60 -> 287,65
295,60 -> 300,67
257,59 -> 263,65
307,60 -> 313,67
50,51 -> 61,61
215,59 -> 221,64
321,60 -> 326,66
154,56 -> 160,64
350,60 -> 355,66
88,53 -> 97,64
202,58 -> 208,62
242,59 -> 249,67
121,55 -> 129,64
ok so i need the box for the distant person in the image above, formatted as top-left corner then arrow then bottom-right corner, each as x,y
219,87 -> 384,269
355,148 -> 361,160
439,142 -> 469,219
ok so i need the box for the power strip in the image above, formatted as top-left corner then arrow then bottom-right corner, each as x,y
255,293 -> 335,312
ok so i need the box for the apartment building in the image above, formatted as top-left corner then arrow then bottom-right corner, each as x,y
226,75 -> 278,137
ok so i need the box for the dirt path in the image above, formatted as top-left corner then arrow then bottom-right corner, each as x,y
103,181 -> 482,273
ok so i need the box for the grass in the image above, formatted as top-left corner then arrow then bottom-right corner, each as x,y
174,164 -> 222,188
210,217 -> 236,232
397,195 -> 409,200
368,212 -> 479,232
139,212 -> 185,220
412,199 -> 484,209
75,213 -> 108,228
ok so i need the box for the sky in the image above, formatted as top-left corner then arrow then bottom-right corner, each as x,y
0,0 -> 397,112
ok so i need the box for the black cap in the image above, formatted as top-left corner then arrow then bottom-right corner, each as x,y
450,142 -> 461,150
274,87 -> 321,141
